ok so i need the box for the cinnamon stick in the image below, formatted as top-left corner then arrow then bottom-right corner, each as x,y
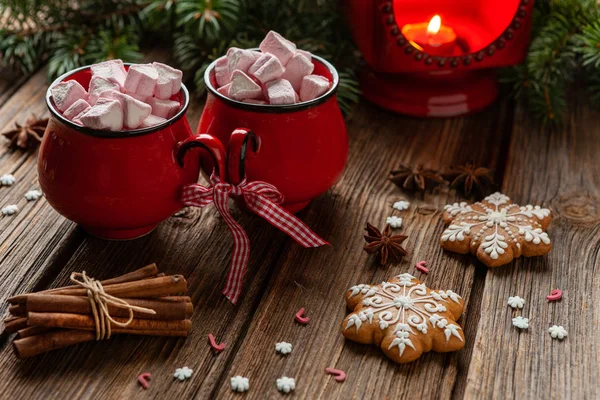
24,294 -> 193,320
9,275 -> 187,305
17,325 -> 53,338
7,264 -> 160,304
4,317 -> 28,334
27,312 -> 192,333
13,328 -> 189,358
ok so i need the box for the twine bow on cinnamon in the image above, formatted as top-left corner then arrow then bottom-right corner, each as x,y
70,271 -> 156,340
182,173 -> 328,305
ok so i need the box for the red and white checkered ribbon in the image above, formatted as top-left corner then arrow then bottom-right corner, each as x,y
182,173 -> 328,304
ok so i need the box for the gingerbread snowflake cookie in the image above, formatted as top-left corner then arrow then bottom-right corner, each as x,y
341,273 -> 465,364
440,192 -> 552,267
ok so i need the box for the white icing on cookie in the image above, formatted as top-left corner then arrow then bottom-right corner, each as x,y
441,192 -> 551,260
345,273 -> 463,357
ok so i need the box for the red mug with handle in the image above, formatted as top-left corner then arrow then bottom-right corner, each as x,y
39,64 -> 225,240
197,53 -> 348,213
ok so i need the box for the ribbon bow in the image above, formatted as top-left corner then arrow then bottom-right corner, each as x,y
182,173 -> 328,304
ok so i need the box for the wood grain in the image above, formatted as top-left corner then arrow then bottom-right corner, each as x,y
463,96 -> 600,399
209,100 -> 515,400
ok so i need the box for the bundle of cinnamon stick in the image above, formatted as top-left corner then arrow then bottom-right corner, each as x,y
3,264 -> 193,358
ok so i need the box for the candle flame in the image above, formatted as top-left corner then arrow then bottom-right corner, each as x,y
427,15 -> 441,35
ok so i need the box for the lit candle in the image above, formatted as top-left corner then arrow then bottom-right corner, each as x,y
401,15 -> 457,56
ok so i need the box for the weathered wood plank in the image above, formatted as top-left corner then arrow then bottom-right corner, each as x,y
463,97 -> 600,399
208,100 -> 516,399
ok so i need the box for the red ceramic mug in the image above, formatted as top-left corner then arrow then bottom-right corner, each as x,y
198,53 -> 348,213
39,64 -> 226,240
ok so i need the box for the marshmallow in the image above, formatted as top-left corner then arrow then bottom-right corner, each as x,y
152,62 -> 183,99
51,80 -> 88,112
217,82 -> 231,97
259,31 -> 296,65
229,70 -> 262,100
124,64 -> 158,97
146,97 -> 180,119
281,53 -> 314,92
299,75 -> 330,102
215,57 -> 231,87
265,79 -> 296,105
97,90 -> 152,129
90,60 -> 127,87
63,99 -> 91,121
227,48 -> 260,75
88,76 -> 121,105
297,49 -> 312,62
140,114 -> 167,128
80,100 -> 123,131
248,52 -> 285,84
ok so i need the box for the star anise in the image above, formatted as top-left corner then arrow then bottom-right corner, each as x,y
389,163 -> 446,191
363,223 -> 408,265
444,163 -> 494,196
2,115 -> 48,150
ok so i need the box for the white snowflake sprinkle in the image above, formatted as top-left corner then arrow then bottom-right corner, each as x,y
393,200 -> 410,211
386,216 -> 403,228
512,316 -> 529,329
507,296 -> 525,309
275,342 -> 293,355
230,376 -> 249,392
0,174 -> 16,186
173,367 -> 193,381
25,189 -> 43,201
276,377 -> 295,393
549,325 -> 567,340
1,205 -> 18,216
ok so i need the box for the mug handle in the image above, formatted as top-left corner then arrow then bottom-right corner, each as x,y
176,133 -> 227,181
227,128 -> 260,185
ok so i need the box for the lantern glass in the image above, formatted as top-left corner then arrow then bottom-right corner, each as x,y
393,0 -> 520,55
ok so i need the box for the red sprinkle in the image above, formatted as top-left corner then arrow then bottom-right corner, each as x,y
415,261 -> 429,274
295,308 -> 310,325
208,333 -> 226,352
325,367 -> 346,382
138,372 -> 151,389
547,289 -> 563,302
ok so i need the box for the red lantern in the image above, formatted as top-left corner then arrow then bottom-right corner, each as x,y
346,0 -> 534,117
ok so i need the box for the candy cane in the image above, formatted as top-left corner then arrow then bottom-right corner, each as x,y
325,367 -> 346,382
208,333 -> 226,352
138,372 -> 151,389
547,289 -> 563,302
295,308 -> 310,325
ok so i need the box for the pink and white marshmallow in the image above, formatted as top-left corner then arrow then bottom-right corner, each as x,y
146,97 -> 180,119
215,57 -> 231,87
51,80 -> 88,112
88,76 -> 121,105
63,99 -> 91,121
91,60 -> 127,88
300,75 -> 330,102
265,79 -> 296,105
140,114 -> 167,129
229,70 -> 263,100
124,64 -> 158,98
281,53 -> 314,92
248,52 -> 285,84
217,82 -> 232,97
227,48 -> 260,75
80,100 -> 124,131
259,31 -> 297,65
153,62 -> 183,99
98,90 -> 152,129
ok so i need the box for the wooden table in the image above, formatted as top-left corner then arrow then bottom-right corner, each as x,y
0,60 -> 598,400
